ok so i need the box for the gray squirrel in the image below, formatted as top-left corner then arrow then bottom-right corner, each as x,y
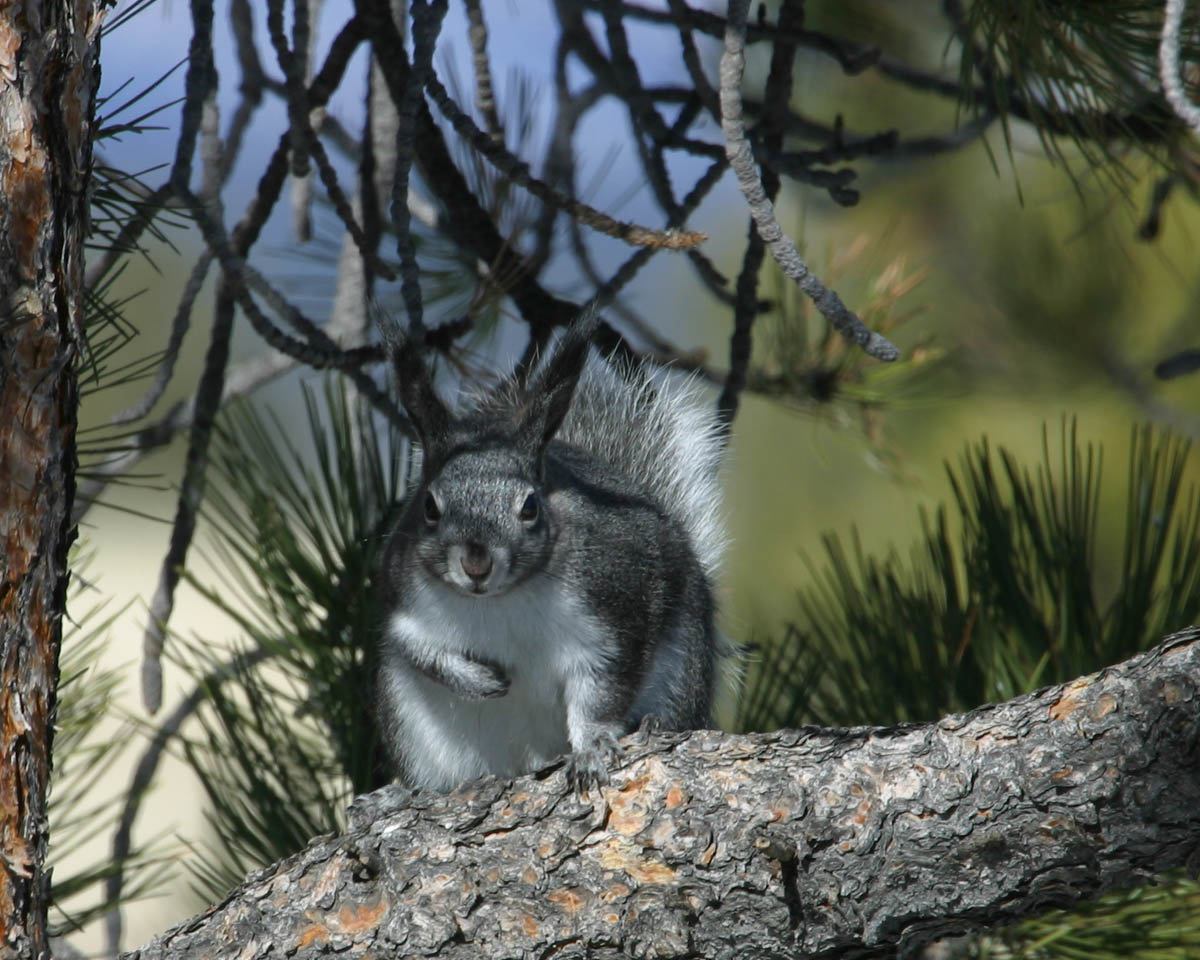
376,312 -> 727,792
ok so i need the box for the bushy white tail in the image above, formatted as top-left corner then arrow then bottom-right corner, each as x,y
556,359 -> 727,579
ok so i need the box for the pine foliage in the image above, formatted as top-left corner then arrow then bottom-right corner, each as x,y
959,0 -> 1200,168
174,379 -> 411,899
67,0 -> 1200,953
48,560 -> 168,937
739,422 -> 1199,730
737,421 -> 1200,959
44,61 -> 189,938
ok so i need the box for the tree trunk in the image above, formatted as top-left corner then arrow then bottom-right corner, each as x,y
127,629 -> 1200,960
0,0 -> 100,953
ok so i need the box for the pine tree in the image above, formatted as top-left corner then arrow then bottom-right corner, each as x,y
28,0 -> 1200,956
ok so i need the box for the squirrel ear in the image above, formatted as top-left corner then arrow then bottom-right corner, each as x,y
518,307 -> 598,456
393,331 -> 450,451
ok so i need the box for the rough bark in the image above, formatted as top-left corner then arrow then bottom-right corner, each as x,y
0,0 -> 99,954
126,629 -> 1200,960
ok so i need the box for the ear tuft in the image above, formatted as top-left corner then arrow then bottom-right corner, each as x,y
518,306 -> 601,456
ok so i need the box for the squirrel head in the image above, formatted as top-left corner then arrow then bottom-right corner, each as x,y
392,321 -> 592,597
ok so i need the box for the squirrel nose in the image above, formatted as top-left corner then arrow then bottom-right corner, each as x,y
461,542 -> 493,582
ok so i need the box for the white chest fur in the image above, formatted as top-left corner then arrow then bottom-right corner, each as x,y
380,573 -> 612,792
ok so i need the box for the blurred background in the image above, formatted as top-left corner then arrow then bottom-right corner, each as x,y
60,0 -> 1200,953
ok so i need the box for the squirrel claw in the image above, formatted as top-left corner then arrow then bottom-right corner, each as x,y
566,753 -> 608,795
566,732 -> 621,796
636,714 -> 662,735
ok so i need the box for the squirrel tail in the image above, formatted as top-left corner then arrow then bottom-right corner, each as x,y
557,357 -> 727,578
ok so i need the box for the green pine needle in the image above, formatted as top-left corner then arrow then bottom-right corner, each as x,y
738,419 -> 1200,959
173,376 -> 413,900
959,0 -> 1200,175
49,552 -> 172,937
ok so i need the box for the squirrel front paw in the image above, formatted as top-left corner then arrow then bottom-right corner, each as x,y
566,728 -> 622,795
449,655 -> 511,700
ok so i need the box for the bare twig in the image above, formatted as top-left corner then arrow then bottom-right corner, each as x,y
103,646 -> 273,957
605,156 -> 728,330
290,0 -> 324,239
1160,0 -> 1200,134
229,0 -> 265,90
875,112 -> 996,160
359,0 -> 596,338
575,0 -> 879,75
462,0 -> 502,140
719,0 -> 899,362
220,0 -> 269,184
555,3 -> 724,161
111,251 -> 213,424
873,53 -> 965,99
134,6 -> 404,712
269,12 -> 397,276
597,0 -> 675,156
266,0 -> 311,180
83,14 -> 390,525
562,158 -> 728,371
89,7 -> 388,508
299,104 -> 400,281
169,0 -> 215,192
427,76 -> 707,248
666,0 -> 719,116
141,85 -> 227,715
526,42 -> 600,274
73,313 -> 380,527
717,0 -> 804,431
329,62 -> 397,335
593,1 -> 731,295
1139,174 -> 1178,239
182,192 -> 401,417
421,41 -> 707,250
386,0 -> 445,337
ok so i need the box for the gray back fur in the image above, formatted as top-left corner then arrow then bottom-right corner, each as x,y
473,355 -> 727,579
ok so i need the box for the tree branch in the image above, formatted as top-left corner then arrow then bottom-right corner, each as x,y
126,630 -> 1200,959
718,0 -> 899,363
716,0 -> 801,432
1160,0 -> 1200,135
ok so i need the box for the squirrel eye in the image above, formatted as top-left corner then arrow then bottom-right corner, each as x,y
519,493 -> 539,522
423,491 -> 441,525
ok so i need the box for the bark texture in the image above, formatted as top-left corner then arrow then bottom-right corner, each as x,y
127,629 -> 1200,960
0,0 -> 99,953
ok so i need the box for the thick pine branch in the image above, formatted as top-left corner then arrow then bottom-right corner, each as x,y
127,630 -> 1200,960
